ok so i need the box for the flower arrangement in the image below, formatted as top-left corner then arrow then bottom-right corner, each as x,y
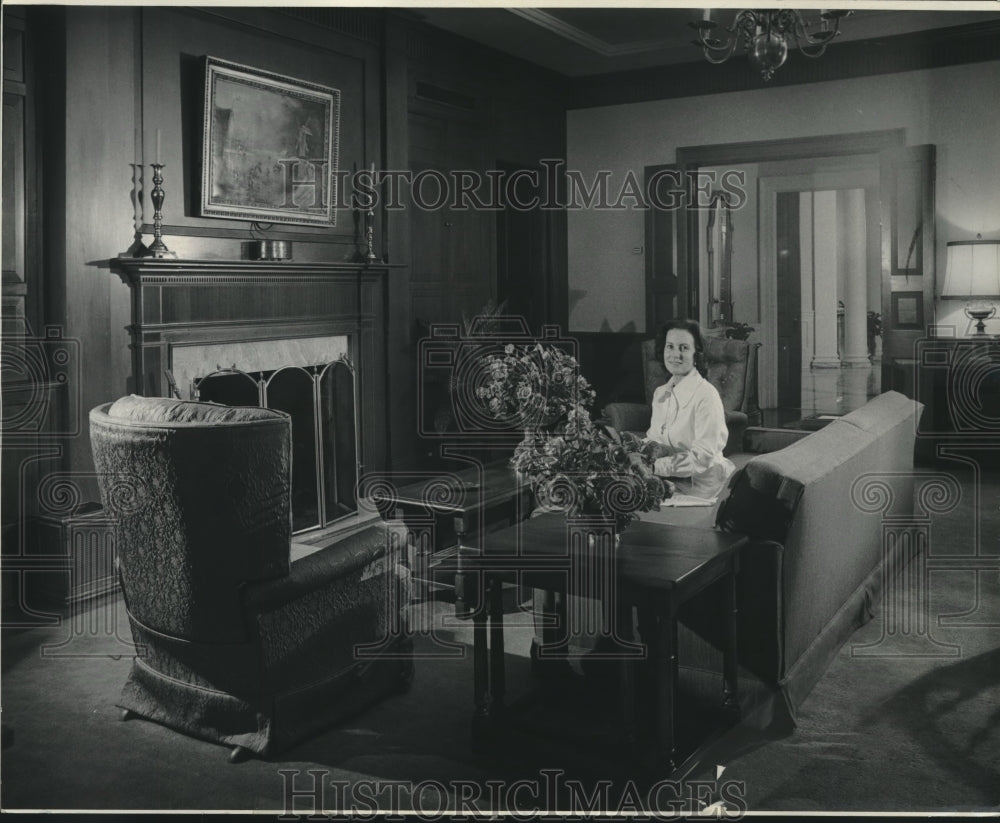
478,342 -> 669,532
477,342 -> 596,429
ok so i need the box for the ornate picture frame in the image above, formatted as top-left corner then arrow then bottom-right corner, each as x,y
200,57 -> 340,227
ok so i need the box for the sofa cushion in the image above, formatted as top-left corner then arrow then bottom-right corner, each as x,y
108,394 -> 284,425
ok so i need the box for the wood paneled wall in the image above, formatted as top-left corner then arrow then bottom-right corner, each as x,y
385,17 -> 570,470
27,7 -> 387,491
18,6 -> 571,481
138,6 -> 380,254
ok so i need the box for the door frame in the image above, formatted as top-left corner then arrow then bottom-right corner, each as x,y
676,130 -> 905,310
758,166 -> 880,409
879,145 -> 937,396
662,129 -> 905,409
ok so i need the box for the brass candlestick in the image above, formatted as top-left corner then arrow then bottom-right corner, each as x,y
119,163 -> 149,258
145,163 -> 177,259
365,206 -> 377,262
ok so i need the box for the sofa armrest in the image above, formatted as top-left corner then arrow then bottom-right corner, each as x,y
716,465 -> 803,543
603,402 -> 651,434
243,522 -> 407,611
240,521 -> 411,689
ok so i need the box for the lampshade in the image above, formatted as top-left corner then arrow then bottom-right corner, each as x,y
941,240 -> 1000,299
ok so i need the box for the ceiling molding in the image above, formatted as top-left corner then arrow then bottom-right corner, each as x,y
569,20 -> 1000,109
402,14 -> 569,93
507,8 -> 680,58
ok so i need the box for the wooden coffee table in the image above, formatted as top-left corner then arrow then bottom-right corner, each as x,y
450,512 -> 746,776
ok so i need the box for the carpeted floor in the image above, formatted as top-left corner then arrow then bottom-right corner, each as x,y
703,570 -> 1000,812
2,465 -> 998,815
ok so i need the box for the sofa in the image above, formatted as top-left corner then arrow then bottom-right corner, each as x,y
604,335 -> 761,455
90,396 -> 413,760
643,390 -> 924,728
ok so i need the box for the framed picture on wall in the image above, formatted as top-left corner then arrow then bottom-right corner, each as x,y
200,57 -> 340,227
891,291 -> 924,330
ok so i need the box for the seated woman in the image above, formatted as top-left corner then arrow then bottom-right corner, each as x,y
647,318 -> 735,500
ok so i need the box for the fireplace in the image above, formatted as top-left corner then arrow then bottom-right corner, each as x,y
194,358 -> 358,533
170,335 -> 359,533
112,258 -> 393,536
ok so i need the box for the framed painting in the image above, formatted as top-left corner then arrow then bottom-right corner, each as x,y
200,57 -> 340,227
891,291 -> 924,330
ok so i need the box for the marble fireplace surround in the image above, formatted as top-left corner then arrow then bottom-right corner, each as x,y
171,335 -> 350,400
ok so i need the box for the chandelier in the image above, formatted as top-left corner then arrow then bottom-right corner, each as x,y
690,9 -> 852,81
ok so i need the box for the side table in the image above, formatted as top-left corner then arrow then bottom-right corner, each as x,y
452,513 -> 746,777
384,461 -> 530,598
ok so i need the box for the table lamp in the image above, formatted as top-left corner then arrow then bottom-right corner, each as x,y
941,238 -> 1000,336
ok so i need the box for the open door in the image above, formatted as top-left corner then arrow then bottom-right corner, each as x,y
879,145 -> 936,395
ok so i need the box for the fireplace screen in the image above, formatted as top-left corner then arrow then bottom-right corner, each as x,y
195,359 -> 358,533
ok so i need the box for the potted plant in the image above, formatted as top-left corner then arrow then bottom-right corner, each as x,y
867,311 -> 883,360
722,321 -> 756,341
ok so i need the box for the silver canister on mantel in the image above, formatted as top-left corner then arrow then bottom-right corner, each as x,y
247,239 -> 292,261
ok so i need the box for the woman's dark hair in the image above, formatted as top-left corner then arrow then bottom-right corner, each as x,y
655,318 -> 708,376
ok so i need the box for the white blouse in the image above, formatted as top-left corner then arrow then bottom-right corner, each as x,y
646,369 -> 735,500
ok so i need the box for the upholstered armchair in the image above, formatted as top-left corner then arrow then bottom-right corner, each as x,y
603,336 -> 761,455
90,396 -> 412,762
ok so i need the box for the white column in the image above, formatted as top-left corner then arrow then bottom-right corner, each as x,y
811,191 -> 840,368
839,188 -> 872,368
866,186 -> 882,364
800,192 -> 815,366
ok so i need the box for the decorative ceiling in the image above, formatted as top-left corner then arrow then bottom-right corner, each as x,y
415,7 -> 1000,77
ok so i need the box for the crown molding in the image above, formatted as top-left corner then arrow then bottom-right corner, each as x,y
402,13 -> 569,94
568,20 -> 1000,109
508,8 -> 679,58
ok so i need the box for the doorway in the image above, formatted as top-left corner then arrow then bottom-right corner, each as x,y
694,157 -> 883,415
758,161 -> 884,416
658,129 -> 933,421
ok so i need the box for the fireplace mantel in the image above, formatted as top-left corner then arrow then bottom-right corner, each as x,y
112,258 -> 401,282
110,257 -> 399,473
